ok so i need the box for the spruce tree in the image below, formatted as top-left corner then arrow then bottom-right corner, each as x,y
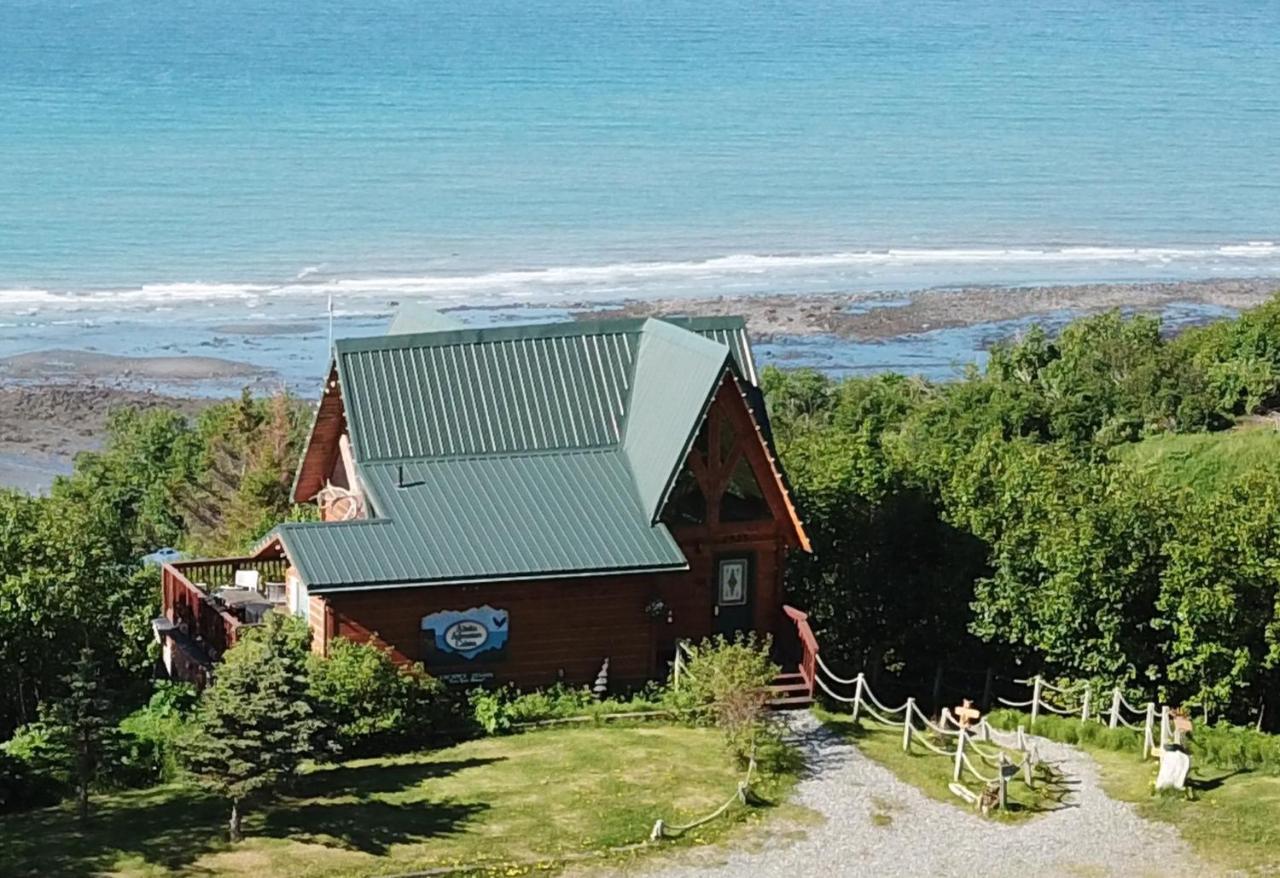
181,614 -> 330,841
40,648 -> 114,823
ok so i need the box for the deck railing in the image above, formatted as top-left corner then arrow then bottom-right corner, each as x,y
160,557 -> 290,660
783,604 -> 819,698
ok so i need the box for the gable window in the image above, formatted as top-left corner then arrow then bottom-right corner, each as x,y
719,457 -> 771,522
662,466 -> 707,525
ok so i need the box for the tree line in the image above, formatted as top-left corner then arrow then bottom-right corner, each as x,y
765,298 -> 1280,729
0,390 -> 312,741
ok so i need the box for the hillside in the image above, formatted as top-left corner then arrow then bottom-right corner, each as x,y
1114,420 -> 1280,494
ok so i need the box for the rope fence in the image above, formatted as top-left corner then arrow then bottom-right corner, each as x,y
812,662 -> 1043,812
650,756 -> 758,840
983,673 -> 1176,760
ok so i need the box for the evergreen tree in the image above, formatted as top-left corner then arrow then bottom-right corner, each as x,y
40,648 -> 114,823
180,614 -> 331,841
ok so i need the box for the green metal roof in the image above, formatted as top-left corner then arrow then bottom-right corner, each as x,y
622,321 -> 729,519
336,321 -> 639,461
277,315 -> 761,590
276,450 -> 686,588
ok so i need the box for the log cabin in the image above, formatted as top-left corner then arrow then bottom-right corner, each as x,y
156,314 -> 810,691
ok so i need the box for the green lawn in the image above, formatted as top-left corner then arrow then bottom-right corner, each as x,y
816,707 -> 1068,821
1113,421 -> 1280,495
1074,742 -> 1280,875
0,724 -> 794,878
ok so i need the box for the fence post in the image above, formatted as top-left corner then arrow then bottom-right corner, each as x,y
1109,688 -> 1121,729
673,648 -> 682,692
1081,683 -> 1091,723
851,673 -> 865,723
1031,676 -> 1043,726
952,728 -> 966,782
1016,725 -> 1026,751
902,697 -> 915,752
1142,703 -> 1155,759
997,752 -> 1008,810
1159,705 -> 1170,749
1023,750 -> 1034,787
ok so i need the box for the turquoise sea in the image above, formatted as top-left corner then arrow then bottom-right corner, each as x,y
1,0 -> 1279,380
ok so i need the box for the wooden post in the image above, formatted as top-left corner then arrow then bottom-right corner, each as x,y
1023,751 -> 1034,787
1109,688 -> 1121,729
902,697 -> 915,752
931,663 -> 944,714
1031,676 -> 1043,726
851,673 -> 865,723
1081,683 -> 1091,723
981,667 -> 994,712
952,728 -> 966,782
997,752 -> 1008,810
673,648 -> 682,692
1016,725 -> 1026,751
1143,703 -> 1155,759
1159,705 -> 1170,749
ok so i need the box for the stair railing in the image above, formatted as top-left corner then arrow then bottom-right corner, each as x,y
782,605 -> 818,698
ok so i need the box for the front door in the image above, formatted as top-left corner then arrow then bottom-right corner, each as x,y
713,554 -> 754,636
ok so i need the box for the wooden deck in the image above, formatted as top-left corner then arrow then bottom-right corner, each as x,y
160,557 -> 290,662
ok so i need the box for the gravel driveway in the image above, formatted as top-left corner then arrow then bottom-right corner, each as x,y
611,712 -> 1214,878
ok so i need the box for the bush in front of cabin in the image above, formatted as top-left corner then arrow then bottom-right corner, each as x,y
666,633 -> 787,770
308,637 -> 446,755
468,682 -> 670,734
116,680 -> 198,784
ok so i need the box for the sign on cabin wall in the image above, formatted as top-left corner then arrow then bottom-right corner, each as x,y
421,605 -> 509,661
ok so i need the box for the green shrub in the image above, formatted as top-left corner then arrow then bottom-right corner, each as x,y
468,682 -> 668,735
0,748 -> 58,814
307,638 -> 445,755
665,633 -> 782,768
117,681 -> 198,784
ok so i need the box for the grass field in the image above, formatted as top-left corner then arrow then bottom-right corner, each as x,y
1114,420 -> 1280,494
1088,748 -> 1280,876
0,724 -> 794,878
816,707 -> 1068,821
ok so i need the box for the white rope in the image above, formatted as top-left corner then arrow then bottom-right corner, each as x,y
814,673 -> 861,704
860,683 -> 911,716
815,653 -> 860,686
959,750 -> 999,784
1037,701 -> 1077,716
979,724 -> 1023,748
996,696 -> 1035,707
912,702 -> 961,737
651,758 -> 755,839
907,725 -> 956,757
1116,692 -> 1146,714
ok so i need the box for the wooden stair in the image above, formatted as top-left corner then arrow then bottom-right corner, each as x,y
767,668 -> 814,710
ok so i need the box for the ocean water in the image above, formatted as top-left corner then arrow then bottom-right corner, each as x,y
1,0 -> 1279,391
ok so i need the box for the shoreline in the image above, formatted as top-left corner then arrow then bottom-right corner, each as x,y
575,277 -> 1280,341
0,386 -> 209,494
2,276 -> 1278,493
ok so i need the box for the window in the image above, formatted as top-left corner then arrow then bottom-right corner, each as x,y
717,417 -> 737,466
662,466 -> 706,525
719,457 -> 772,522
